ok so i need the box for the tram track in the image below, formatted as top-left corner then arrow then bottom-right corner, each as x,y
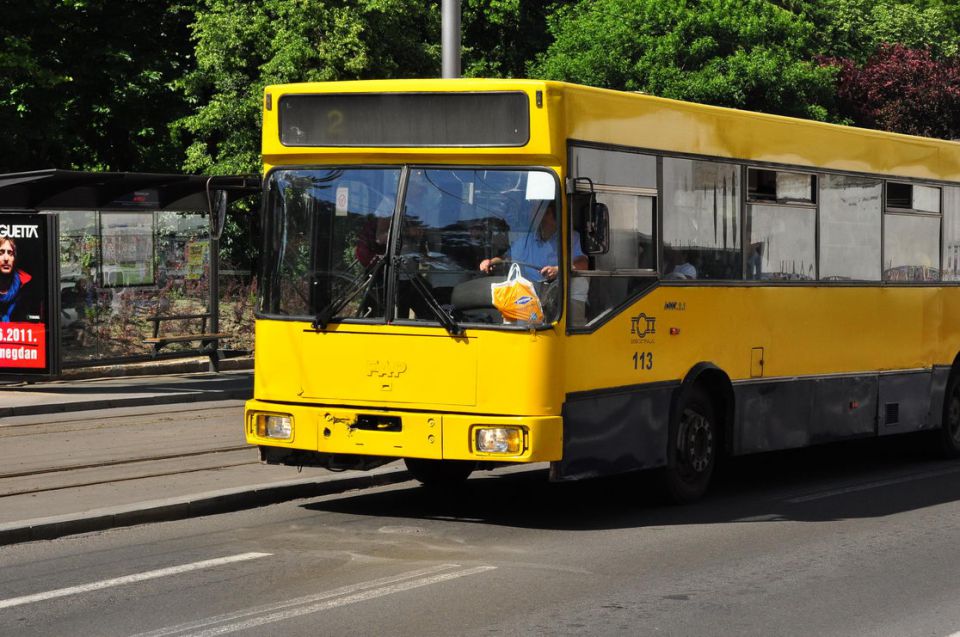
0,445 -> 251,481
0,400 -> 262,511
0,446 -> 258,499
0,406 -> 232,434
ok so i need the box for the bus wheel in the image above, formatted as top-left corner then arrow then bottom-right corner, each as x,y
404,458 -> 475,486
935,374 -> 960,458
661,387 -> 717,503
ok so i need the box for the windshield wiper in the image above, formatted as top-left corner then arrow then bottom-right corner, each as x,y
312,256 -> 385,330
403,257 -> 464,336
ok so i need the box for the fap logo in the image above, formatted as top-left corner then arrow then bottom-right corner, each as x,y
366,360 -> 407,378
630,313 -> 656,338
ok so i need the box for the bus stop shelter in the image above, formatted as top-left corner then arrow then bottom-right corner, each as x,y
0,169 -> 259,378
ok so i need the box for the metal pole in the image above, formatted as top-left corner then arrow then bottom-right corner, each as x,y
208,202 -> 220,373
442,0 -> 461,78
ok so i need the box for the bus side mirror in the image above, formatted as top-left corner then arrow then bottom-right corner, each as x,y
584,199 -> 609,255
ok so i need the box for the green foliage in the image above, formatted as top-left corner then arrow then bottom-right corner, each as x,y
6,0 -> 960,270
531,0 -> 839,121
175,0 -> 441,268
461,1 -> 575,77
803,0 -> 960,60
0,0 -> 196,172
176,0 -> 439,177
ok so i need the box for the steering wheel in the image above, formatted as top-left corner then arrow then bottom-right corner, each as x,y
487,260 -> 557,280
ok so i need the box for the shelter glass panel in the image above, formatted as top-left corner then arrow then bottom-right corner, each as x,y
57,209 -> 214,364
101,212 -> 155,287
58,210 -> 100,362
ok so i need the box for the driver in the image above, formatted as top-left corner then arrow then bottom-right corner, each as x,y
479,202 -> 588,281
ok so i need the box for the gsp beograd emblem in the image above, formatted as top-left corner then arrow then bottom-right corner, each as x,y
366,360 -> 407,378
630,313 -> 656,338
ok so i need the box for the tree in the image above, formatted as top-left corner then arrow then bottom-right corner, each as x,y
800,0 -> 960,60
460,0 -> 576,78
177,0 -> 441,268
531,0 -> 839,121
830,43 -> 960,139
0,1 -> 196,172
176,0 -> 439,178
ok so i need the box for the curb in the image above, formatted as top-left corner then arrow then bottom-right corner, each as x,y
0,386 -> 253,418
60,356 -> 254,380
0,464 -> 410,546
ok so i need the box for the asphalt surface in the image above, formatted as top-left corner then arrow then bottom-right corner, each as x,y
4,446 -> 960,636
0,369 -> 410,546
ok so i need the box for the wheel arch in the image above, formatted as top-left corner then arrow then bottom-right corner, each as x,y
933,352 -> 960,431
673,362 -> 735,458
950,351 -> 960,377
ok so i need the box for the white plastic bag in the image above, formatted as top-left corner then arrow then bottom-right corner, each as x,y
491,263 -> 544,324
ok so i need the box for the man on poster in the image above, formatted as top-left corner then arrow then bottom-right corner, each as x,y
0,236 -> 37,323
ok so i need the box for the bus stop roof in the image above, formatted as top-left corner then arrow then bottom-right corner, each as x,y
0,169 -> 259,212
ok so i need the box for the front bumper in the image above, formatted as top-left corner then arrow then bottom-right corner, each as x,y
245,399 -> 563,463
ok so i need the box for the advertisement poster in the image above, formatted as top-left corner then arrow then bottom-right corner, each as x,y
0,214 -> 54,373
185,240 -> 208,281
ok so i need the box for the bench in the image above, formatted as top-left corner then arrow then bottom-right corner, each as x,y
143,313 -> 228,354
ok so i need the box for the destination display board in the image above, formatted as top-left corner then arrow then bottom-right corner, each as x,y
279,92 -> 530,147
0,214 -> 58,374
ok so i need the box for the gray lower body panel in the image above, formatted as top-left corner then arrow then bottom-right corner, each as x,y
554,366 -> 952,481
734,367 -> 949,454
553,382 -> 675,481
734,375 -> 876,454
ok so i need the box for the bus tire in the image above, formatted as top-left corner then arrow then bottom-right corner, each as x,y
934,373 -> 960,458
660,386 -> 718,504
404,458 -> 475,486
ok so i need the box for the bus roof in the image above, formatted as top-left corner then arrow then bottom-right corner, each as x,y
262,78 -> 960,183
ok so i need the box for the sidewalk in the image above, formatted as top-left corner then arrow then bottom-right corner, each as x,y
0,370 -> 410,546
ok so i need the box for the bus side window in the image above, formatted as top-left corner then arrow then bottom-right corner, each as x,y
662,157 -> 742,280
571,191 -> 656,328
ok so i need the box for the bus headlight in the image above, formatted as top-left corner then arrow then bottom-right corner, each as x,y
254,413 -> 293,440
474,426 -> 524,454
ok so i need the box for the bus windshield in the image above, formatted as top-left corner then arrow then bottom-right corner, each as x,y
260,166 -> 562,327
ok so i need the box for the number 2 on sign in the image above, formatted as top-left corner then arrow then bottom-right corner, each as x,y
633,351 -> 653,370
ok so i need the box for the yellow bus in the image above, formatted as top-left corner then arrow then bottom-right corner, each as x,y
245,78 -> 960,502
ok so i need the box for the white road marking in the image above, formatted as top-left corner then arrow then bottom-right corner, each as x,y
0,552 -> 270,611
132,563 -> 497,637
132,564 -> 463,637
786,466 -> 960,503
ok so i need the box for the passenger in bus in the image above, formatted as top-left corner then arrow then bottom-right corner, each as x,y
746,242 -> 764,279
665,248 -> 697,280
355,216 -> 390,267
356,179 -> 435,268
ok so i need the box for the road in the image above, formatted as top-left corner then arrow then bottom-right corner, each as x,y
3,433 -> 960,635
